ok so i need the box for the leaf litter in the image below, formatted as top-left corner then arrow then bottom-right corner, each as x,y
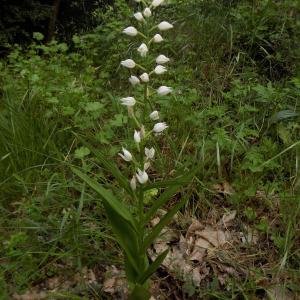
12,204 -> 297,299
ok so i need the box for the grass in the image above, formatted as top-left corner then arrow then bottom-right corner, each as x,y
0,0 -> 300,298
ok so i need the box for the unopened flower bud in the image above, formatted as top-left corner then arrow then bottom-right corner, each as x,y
157,86 -> 172,96
137,43 -> 148,57
130,176 -> 137,191
153,34 -> 163,43
134,130 -> 141,143
158,21 -> 173,31
149,110 -> 159,120
123,26 -> 138,36
140,73 -> 150,82
143,7 -> 152,18
129,75 -> 140,86
156,54 -> 170,64
121,59 -> 136,69
134,12 -> 144,22
152,0 -> 164,7
120,97 -> 136,107
154,65 -> 167,75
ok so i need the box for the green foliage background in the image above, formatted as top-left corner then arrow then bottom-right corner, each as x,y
0,0 -> 299,298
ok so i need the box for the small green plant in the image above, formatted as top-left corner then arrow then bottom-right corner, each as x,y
72,0 -> 195,298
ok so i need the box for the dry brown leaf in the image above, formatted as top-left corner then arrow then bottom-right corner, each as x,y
12,291 -> 47,300
219,210 -> 237,227
179,234 -> 188,254
103,266 -> 128,296
189,247 -> 206,262
103,278 -> 117,293
186,219 -> 204,238
211,182 -> 235,195
194,226 -> 227,249
192,268 -> 201,286
223,181 -> 235,194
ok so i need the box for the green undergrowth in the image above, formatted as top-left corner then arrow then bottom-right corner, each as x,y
0,0 -> 299,298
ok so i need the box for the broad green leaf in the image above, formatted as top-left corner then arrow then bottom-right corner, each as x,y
74,146 -> 90,159
128,284 -> 151,300
138,249 -> 168,284
143,196 -> 188,251
84,102 -> 103,112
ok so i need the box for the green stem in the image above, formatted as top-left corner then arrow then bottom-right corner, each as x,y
136,64 -> 147,72
131,112 -> 141,128
138,31 -> 148,39
149,26 -> 157,33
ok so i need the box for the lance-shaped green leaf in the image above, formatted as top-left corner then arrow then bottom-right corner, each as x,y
144,184 -> 183,225
72,167 -> 139,272
143,196 -> 188,252
103,199 -> 140,272
144,169 -> 197,224
74,134 -> 133,195
137,249 -> 168,284
72,167 -> 133,222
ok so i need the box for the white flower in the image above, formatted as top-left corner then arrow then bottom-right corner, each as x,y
119,147 -> 133,162
120,97 -> 136,107
121,59 -> 136,69
143,7 -> 152,18
136,169 -> 149,184
137,43 -> 148,57
156,54 -> 170,64
134,130 -> 141,143
153,34 -> 163,43
152,0 -> 164,7
157,86 -> 172,96
154,65 -> 167,75
140,73 -> 150,82
123,26 -> 138,36
129,75 -> 140,86
130,176 -> 137,191
149,110 -> 159,120
153,122 -> 168,133
158,21 -> 173,31
134,12 -> 144,22
145,147 -> 155,160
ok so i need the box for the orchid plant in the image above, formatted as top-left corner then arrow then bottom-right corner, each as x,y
72,0 -> 195,298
